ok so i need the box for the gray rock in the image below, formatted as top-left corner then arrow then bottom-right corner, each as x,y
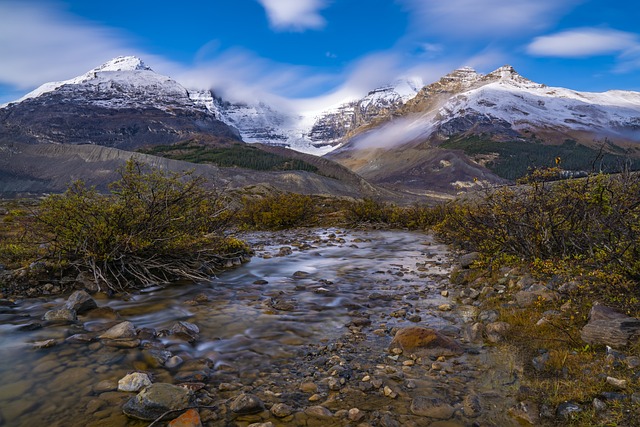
99,321 -> 136,339
592,398 -> 607,412
459,252 -> 480,269
532,352 -> 550,372
43,308 -> 77,323
410,397 -> 455,419
478,310 -> 499,323
142,349 -> 172,368
76,271 -> 100,293
64,290 -> 97,314
580,303 -> 640,348
556,402 -> 582,420
122,383 -> 193,420
230,393 -> 264,415
118,372 -> 152,392
170,321 -> 200,342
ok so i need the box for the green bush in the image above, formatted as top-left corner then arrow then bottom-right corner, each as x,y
33,160 -> 245,292
237,193 -> 316,230
436,171 -> 640,280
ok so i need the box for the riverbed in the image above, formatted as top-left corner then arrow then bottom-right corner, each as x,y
0,229 -> 522,426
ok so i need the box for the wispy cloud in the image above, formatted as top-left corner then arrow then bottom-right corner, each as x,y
398,0 -> 580,38
255,0 -> 329,32
527,28 -> 639,57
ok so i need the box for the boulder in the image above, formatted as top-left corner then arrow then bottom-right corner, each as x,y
580,303 -> 640,348
389,327 -> 463,357
123,383 -> 193,420
65,290 -> 97,314
99,321 -> 136,340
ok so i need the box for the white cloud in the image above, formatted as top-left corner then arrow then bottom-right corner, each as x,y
256,0 -> 329,32
398,0 -> 580,38
527,28 -> 640,57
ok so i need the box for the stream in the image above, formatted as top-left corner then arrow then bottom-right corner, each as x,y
0,229 -> 522,426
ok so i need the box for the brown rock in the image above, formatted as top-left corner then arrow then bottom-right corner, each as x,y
168,409 -> 202,427
485,322 -> 511,343
389,327 -> 463,357
580,303 -> 640,348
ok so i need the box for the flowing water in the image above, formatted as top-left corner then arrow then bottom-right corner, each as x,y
0,229 -> 522,426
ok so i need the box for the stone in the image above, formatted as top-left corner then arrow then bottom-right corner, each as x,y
592,398 -> 607,412
99,321 -> 136,340
410,397 -> 455,419
580,303 -> 640,349
389,327 -> 463,357
438,303 -> 452,311
94,380 -> 118,393
123,383 -> 193,421
606,376 -> 627,389
43,308 -> 77,323
508,401 -> 540,425
514,289 -> 559,307
76,271 -> 100,292
348,408 -> 365,422
556,402 -> 582,421
247,423 -> 273,427
103,338 -> 140,348
463,323 -> 484,343
142,349 -> 172,368
168,408 -> 202,427
532,352 -> 550,372
458,252 -> 480,268
32,339 -> 57,349
304,405 -> 333,419
271,403 -> 294,418
463,393 -> 481,417
65,290 -> 97,314
485,322 -> 511,343
230,393 -> 264,415
300,382 -> 318,393
170,321 -> 200,342
478,310 -> 499,323
118,372 -> 152,392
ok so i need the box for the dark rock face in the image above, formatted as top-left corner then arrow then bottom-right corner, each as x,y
0,91 -> 240,150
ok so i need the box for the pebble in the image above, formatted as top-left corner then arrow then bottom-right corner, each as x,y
606,376 -> 627,389
99,321 -> 136,340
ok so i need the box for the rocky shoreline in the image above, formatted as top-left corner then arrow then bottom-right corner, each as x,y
1,228 -> 638,426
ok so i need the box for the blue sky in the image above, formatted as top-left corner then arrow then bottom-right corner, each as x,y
1,0 -> 639,108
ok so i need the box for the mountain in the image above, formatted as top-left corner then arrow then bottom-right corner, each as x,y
325,65 -> 640,191
0,56 -> 240,149
0,57 -> 397,200
188,77 -> 424,156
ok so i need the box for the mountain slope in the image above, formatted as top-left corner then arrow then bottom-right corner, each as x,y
326,65 -> 640,191
0,56 -> 240,149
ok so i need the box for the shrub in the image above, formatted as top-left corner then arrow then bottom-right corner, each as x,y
33,160 -> 245,292
436,171 -> 640,280
345,198 -> 447,229
237,193 -> 316,229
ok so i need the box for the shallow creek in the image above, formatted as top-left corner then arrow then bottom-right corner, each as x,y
0,229 -> 522,426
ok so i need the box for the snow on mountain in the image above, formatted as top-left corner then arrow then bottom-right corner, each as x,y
434,65 -> 640,140
3,56 -> 174,107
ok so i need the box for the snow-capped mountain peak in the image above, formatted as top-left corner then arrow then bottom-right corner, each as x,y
3,56 -> 164,107
91,55 -> 151,72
